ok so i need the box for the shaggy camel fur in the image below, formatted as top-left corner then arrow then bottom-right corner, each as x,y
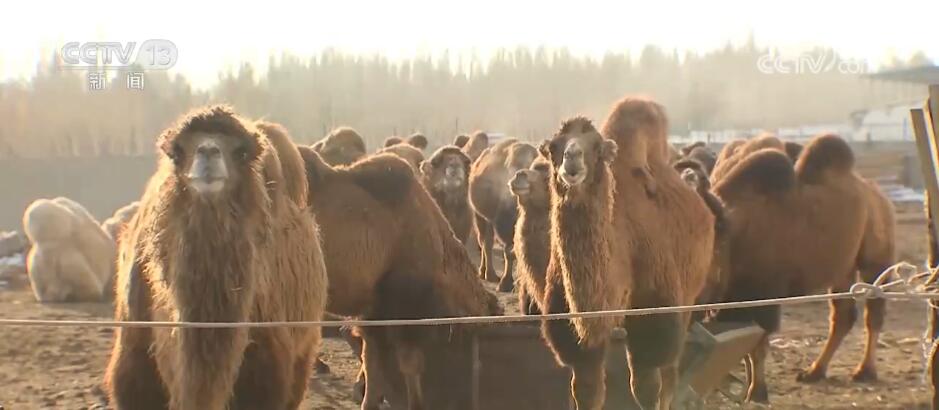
674,159 -> 729,318
383,136 -> 404,147
462,131 -> 490,162
453,134 -> 470,148
23,197 -> 116,302
104,107 -> 328,410
101,201 -> 140,243
469,138 -> 538,292
710,133 -> 784,182
541,97 -> 713,409
296,147 -> 501,410
420,146 -> 473,243
314,126 -> 367,166
711,134 -> 895,403
509,157 -> 552,315
406,133 -> 429,151
379,143 -> 425,172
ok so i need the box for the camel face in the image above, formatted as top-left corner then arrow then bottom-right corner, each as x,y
171,132 -> 256,197
422,147 -> 471,192
509,162 -> 550,205
680,167 -> 703,191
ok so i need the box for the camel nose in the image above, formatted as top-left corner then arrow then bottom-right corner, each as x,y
197,144 -> 221,158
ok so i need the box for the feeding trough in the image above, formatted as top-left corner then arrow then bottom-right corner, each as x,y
323,319 -> 764,409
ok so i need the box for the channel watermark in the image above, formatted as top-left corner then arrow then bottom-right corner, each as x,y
757,52 -> 867,75
59,39 -> 178,71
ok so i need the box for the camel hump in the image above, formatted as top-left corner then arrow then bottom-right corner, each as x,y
348,153 -> 416,203
795,134 -> 854,182
714,148 -> 795,199
256,120 -> 308,206
600,96 -> 669,162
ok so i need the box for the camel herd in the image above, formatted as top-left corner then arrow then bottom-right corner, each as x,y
16,94 -> 912,409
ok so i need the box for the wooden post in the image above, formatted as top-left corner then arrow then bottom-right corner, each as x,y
471,334 -> 480,410
912,106 -> 939,243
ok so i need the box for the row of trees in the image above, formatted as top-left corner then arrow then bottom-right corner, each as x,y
0,43 -> 930,158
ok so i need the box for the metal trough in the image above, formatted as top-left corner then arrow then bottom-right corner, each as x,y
323,320 -> 764,409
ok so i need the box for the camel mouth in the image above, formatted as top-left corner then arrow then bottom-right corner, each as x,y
188,176 -> 227,194
559,169 -> 586,186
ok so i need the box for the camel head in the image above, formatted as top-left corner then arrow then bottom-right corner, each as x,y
160,106 -> 262,199
674,159 -> 710,193
421,146 -> 471,192
509,158 -> 551,207
542,116 -> 617,191
315,127 -> 367,166
506,142 -> 538,176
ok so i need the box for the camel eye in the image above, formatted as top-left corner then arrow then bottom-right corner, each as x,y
169,143 -> 184,164
233,145 -> 249,161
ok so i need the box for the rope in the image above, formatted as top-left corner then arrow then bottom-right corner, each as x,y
1,262 -> 938,329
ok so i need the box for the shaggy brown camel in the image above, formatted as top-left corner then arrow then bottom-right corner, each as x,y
420,146 -> 473,243
313,126 -> 367,166
379,143 -> 425,172
462,131 -> 490,162
469,138 -> 538,292
710,133 -> 784,182
509,157 -> 552,315
104,106 -> 328,409
712,134 -> 895,403
542,97 -> 713,409
296,147 -> 501,410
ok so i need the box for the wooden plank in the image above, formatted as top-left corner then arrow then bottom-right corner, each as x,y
931,85 -> 939,140
911,107 -> 939,248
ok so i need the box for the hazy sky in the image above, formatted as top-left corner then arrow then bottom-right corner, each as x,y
2,0 -> 937,88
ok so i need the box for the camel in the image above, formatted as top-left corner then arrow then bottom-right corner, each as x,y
101,201 -> 140,243
384,136 -> 404,147
509,157 -> 552,315
710,133 -> 783,182
22,197 -> 116,303
313,126 -> 367,166
296,147 -> 501,410
420,146 -> 473,243
462,131 -> 490,162
541,97 -> 713,409
711,134 -> 895,403
104,106 -> 328,410
406,133 -> 428,151
453,134 -> 470,148
379,143 -> 425,172
469,138 -> 538,292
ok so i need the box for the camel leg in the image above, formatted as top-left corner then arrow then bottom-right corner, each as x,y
624,313 -> 685,410
361,333 -> 388,410
853,266 -> 887,382
474,214 -> 497,282
498,247 -> 516,292
396,345 -> 426,410
797,287 -> 857,383
571,345 -> 607,410
745,335 -> 770,403
105,326 -> 169,410
230,329 -> 292,410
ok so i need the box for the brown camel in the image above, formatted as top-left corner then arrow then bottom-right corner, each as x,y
710,133 -> 783,182
509,157 -> 552,315
541,97 -> 713,409
462,131 -> 490,162
104,106 -> 328,410
469,138 -> 538,292
383,136 -> 404,147
453,134 -> 470,148
406,133 -> 429,151
378,143 -> 425,172
296,147 -> 501,410
313,126 -> 367,166
419,145 -> 473,243
711,134 -> 895,403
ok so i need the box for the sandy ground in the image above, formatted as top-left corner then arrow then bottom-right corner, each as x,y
0,213 -> 934,409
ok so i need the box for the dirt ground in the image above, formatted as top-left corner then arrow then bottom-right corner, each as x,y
0,213 -> 934,409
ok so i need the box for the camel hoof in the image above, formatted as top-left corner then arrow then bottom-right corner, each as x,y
745,384 -> 769,404
851,367 -> 878,383
497,277 -> 514,292
795,367 -> 826,383
314,358 -> 331,374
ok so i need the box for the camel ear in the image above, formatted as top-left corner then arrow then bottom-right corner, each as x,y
419,160 -> 432,175
539,139 -> 552,159
600,140 -> 618,163
631,166 -> 658,198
